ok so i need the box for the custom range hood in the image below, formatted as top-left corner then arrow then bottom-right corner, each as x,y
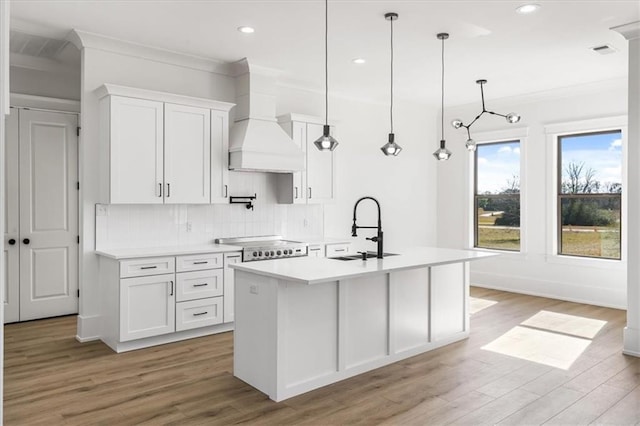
229,58 -> 304,172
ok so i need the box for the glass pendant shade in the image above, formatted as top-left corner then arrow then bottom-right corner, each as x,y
433,139 -> 452,161
381,133 -> 402,156
506,112 -> 521,124
314,125 -> 339,151
465,138 -> 477,152
451,118 -> 463,129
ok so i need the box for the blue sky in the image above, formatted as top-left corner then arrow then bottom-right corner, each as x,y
476,132 -> 622,194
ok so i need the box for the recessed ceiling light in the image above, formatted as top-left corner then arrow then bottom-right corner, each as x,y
515,4 -> 540,14
237,26 -> 255,34
352,58 -> 366,64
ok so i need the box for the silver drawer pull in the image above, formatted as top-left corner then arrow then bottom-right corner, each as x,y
334,249 -> 346,252
193,283 -> 208,287
193,261 -> 208,265
227,255 -> 241,259
193,311 -> 208,316
140,266 -> 157,270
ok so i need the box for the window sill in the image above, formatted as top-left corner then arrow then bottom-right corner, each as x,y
545,254 -> 625,270
468,246 -> 526,261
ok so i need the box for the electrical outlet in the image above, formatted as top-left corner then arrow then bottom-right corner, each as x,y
303,218 -> 309,227
250,285 -> 259,295
96,204 -> 108,216
186,222 -> 193,232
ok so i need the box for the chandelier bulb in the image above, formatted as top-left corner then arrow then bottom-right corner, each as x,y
465,138 -> 477,152
506,113 -> 521,124
451,119 -> 464,129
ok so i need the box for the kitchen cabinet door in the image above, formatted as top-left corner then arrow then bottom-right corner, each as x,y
211,109 -> 230,203
164,103 -> 211,204
120,273 -> 175,341
223,252 -> 242,323
108,96 -> 164,204
305,123 -> 335,203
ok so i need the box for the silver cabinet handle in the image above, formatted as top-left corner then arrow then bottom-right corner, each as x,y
169,281 -> 174,296
193,283 -> 208,287
166,183 -> 170,197
140,266 -> 157,270
227,255 -> 241,259
335,249 -> 346,252
193,311 -> 208,316
193,261 -> 208,265
158,183 -> 162,197
295,186 -> 298,199
224,184 -> 228,198
308,187 -> 312,199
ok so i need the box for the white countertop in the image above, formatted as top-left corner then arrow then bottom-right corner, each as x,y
296,236 -> 352,245
95,244 -> 242,260
230,247 -> 497,285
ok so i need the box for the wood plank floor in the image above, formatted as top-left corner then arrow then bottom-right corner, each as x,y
4,287 -> 639,425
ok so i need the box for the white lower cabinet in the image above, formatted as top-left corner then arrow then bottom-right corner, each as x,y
176,297 -> 223,331
308,244 -> 324,258
120,273 -> 176,342
325,243 -> 350,258
99,250 -> 241,352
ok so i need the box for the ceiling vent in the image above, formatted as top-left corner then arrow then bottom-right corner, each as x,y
590,44 -> 617,55
9,29 -> 69,59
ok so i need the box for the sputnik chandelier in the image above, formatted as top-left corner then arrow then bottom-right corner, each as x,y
451,79 -> 521,152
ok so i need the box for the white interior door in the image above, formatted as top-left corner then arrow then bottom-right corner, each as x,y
18,109 -> 78,321
4,108 -> 19,323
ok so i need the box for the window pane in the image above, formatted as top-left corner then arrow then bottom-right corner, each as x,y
560,131 -> 622,194
476,196 -> 520,251
559,196 -> 621,259
476,141 -> 520,194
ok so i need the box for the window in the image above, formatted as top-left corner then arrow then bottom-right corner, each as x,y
558,130 -> 622,260
474,140 -> 521,251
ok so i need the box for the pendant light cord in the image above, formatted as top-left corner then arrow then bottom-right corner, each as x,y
390,16 -> 394,134
441,35 -> 445,141
324,0 -> 329,126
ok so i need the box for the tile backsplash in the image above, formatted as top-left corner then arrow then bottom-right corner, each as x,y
95,203 -> 324,250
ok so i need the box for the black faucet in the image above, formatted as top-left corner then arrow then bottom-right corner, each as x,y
352,196 -> 384,259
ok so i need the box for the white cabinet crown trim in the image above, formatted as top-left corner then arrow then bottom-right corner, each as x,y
277,113 -> 338,126
94,84 -> 235,112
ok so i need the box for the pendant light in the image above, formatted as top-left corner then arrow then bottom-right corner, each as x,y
380,12 -> 402,156
313,0 -> 339,151
433,32 -> 452,161
451,79 -> 521,152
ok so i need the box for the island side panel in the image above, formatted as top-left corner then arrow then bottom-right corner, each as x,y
279,280 -> 339,390
431,262 -> 466,341
390,267 -> 430,353
233,270 -> 279,397
343,274 -> 389,369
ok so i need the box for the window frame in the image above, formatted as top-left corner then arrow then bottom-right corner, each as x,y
556,130 -> 623,261
473,139 -> 522,252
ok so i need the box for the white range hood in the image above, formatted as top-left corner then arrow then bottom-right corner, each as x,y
228,58 -> 304,173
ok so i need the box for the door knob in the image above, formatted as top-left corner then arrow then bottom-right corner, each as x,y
23,238 -> 30,245
8,239 -> 15,245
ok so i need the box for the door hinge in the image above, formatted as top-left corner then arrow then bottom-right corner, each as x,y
77,289 -> 80,298
77,235 -> 80,244
76,127 -> 81,136
77,181 -> 80,190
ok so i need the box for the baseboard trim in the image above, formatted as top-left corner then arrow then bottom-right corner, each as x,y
76,314 -> 101,342
623,326 -> 640,358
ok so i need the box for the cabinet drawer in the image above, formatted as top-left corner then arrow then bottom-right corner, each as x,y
120,257 -> 175,278
176,269 -> 223,302
308,244 -> 325,258
326,243 -> 350,258
176,253 -> 223,272
176,297 -> 223,331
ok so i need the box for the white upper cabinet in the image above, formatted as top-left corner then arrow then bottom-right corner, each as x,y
211,109 -> 230,203
107,96 -> 164,204
164,103 -> 211,204
96,84 -> 234,205
276,114 -> 336,204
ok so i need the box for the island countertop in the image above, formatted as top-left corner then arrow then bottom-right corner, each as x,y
230,246 -> 497,285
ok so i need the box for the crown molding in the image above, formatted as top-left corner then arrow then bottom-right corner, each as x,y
10,93 -> 80,113
611,21 -> 640,41
67,29 -> 233,76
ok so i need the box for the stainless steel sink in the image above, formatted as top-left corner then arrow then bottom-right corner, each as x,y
329,252 -> 399,261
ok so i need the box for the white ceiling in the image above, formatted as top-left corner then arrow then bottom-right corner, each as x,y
9,0 -> 640,106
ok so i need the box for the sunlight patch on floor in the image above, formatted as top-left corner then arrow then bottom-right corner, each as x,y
470,297 -> 498,314
521,310 -> 607,339
481,326 -> 591,369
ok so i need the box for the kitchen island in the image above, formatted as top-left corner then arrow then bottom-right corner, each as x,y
230,247 -> 496,401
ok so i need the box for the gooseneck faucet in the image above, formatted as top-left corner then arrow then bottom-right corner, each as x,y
352,196 -> 383,259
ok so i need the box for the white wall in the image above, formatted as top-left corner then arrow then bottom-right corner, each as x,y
10,65 -> 80,100
76,40 -> 439,340
437,79 -> 628,308
0,0 -> 9,419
